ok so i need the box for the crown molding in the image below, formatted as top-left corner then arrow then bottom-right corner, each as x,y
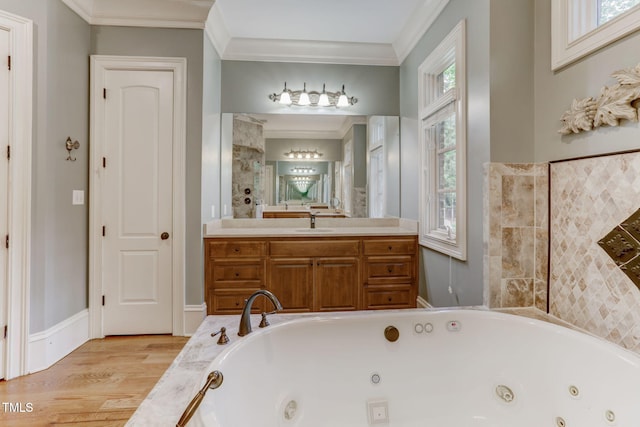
264,129 -> 345,140
61,0 -> 93,23
393,0 -> 450,64
62,0 -> 447,65
220,38 -> 399,66
204,5 -> 231,56
61,0 -> 211,29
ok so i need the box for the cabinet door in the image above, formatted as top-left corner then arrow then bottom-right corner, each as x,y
268,258 -> 314,312
315,257 -> 360,311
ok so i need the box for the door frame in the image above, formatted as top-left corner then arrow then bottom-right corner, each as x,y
89,55 -> 187,338
0,9 -> 33,380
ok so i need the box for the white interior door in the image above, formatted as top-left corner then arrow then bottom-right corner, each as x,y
101,68 -> 174,335
0,27 -> 10,379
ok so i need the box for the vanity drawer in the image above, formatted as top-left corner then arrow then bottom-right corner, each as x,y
270,240 -> 360,257
363,285 -> 414,309
210,289 -> 265,314
363,238 -> 416,256
211,260 -> 265,287
208,240 -> 267,258
364,256 -> 414,283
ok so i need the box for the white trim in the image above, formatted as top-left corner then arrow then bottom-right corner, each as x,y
183,304 -> 207,336
220,38 -> 400,66
61,0 -> 209,29
0,9 -> 33,380
393,0 -> 451,64
28,310 -> 89,374
418,20 -> 467,261
204,5 -> 231,58
64,0 -> 450,66
552,1 -> 640,70
89,55 -> 187,339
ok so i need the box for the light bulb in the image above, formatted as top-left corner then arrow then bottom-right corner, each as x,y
298,82 -> 311,106
336,85 -> 349,107
279,82 -> 292,105
318,84 -> 330,107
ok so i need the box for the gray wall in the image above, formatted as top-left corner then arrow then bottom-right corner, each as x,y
534,0 -> 640,161
490,0 -> 535,162
91,26 -> 205,305
400,0 -> 491,306
0,0 -> 91,333
220,61 -> 400,116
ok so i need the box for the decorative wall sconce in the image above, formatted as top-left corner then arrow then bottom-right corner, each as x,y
284,149 -> 323,159
269,82 -> 358,107
65,137 -> 80,161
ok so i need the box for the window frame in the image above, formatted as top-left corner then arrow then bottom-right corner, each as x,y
418,19 -> 467,261
552,0 -> 640,70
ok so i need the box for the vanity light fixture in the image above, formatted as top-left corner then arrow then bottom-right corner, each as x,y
284,149 -> 323,160
269,82 -> 357,107
292,167 -> 316,174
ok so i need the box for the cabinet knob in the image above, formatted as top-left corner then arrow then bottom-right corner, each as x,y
388,246 -> 393,251
161,232 -> 170,240
388,297 -> 393,302
235,272 -> 240,277
387,267 -> 393,273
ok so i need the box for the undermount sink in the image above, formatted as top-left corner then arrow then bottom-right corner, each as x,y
294,228 -> 334,233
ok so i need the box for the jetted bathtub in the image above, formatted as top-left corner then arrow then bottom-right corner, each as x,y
189,309 -> 640,426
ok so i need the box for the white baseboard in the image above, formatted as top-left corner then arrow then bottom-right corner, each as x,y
183,303 -> 207,336
28,309 -> 89,374
416,296 -> 432,308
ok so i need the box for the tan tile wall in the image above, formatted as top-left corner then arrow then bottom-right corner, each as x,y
550,152 -> 640,353
484,163 -> 548,311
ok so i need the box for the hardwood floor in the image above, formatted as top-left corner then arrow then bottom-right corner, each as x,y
0,335 -> 188,427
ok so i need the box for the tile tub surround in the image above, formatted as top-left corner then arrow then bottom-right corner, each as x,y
550,152 -> 640,353
483,163 -> 549,311
127,308 -> 576,426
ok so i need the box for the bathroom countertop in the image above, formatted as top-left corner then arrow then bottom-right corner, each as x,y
127,307 -> 576,426
203,217 -> 418,237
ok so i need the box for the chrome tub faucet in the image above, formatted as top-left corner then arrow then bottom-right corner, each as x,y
238,290 -> 283,336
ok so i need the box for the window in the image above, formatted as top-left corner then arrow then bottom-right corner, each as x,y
552,0 -> 640,70
418,20 -> 467,260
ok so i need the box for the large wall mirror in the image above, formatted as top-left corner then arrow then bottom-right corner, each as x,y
219,113 -> 400,219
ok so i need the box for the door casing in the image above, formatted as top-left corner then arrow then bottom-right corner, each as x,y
0,9 -> 33,380
89,55 -> 187,338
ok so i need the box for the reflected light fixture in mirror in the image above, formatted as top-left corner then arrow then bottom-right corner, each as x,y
269,82 -> 358,107
284,149 -> 323,159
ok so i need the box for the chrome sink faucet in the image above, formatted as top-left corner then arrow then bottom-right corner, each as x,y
238,290 -> 283,336
310,213 -> 316,229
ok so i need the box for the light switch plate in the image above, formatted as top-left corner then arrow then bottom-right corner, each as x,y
72,190 -> 84,205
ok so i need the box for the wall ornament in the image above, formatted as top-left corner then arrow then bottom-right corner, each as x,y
559,63 -> 640,135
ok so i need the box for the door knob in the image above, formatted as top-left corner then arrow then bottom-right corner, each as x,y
161,232 -> 170,240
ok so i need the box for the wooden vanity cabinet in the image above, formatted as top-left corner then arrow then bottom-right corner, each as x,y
269,240 -> 360,312
362,238 -> 418,310
205,240 -> 267,314
204,234 -> 417,315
